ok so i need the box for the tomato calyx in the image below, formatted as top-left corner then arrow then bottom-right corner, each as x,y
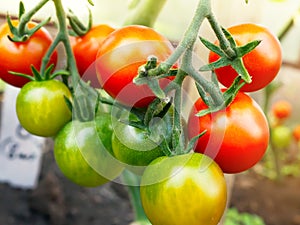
9,64 -> 69,82
6,2 -> 51,42
199,27 -> 261,84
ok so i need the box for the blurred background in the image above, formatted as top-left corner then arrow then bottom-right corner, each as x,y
0,1 -> 299,225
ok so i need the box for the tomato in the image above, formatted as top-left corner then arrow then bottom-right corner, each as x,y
271,100 -> 292,120
187,91 -> 270,173
140,153 -> 227,225
111,114 -> 171,169
292,125 -> 300,142
54,114 -> 124,187
209,23 -> 282,92
271,125 -> 292,149
96,25 -> 175,108
0,20 -> 57,88
16,79 -> 72,137
71,24 -> 114,88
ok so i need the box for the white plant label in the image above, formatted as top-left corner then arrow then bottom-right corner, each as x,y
0,84 -> 44,189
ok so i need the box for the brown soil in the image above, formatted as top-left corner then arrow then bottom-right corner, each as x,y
0,143 -> 299,225
230,171 -> 300,225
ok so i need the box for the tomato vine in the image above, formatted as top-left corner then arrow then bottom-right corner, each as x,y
1,0 -> 282,224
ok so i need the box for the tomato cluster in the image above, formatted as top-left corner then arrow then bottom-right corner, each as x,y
1,15 -> 281,225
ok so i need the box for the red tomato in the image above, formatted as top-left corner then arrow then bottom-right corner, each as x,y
188,91 -> 270,173
293,125 -> 300,142
71,24 -> 114,88
209,23 -> 282,92
271,100 -> 292,120
96,25 -> 175,108
0,20 -> 57,88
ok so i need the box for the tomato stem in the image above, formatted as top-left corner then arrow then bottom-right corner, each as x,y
121,170 -> 151,225
123,0 -> 168,27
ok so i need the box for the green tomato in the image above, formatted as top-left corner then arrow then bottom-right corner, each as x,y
54,114 -> 124,187
140,153 -> 227,225
271,126 -> 292,149
16,79 -> 72,137
111,112 -> 172,169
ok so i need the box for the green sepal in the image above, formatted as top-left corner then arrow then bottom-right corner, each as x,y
7,15 -> 51,42
8,71 -> 35,82
199,57 -> 230,71
19,1 -> 26,19
143,98 -> 171,127
236,40 -> 261,57
64,95 -> 73,114
199,36 -> 225,57
67,8 -> 92,37
185,130 -> 207,154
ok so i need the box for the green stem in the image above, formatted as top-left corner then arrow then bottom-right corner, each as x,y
123,0 -> 168,27
277,5 -> 300,41
121,171 -> 151,225
52,0 -> 81,86
206,13 -> 236,59
172,70 -> 186,155
263,85 -> 282,180
182,48 -> 224,107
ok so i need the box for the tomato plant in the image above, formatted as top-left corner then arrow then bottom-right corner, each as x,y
188,91 -> 270,173
71,24 -> 114,88
16,79 -> 72,137
0,20 -> 57,88
54,114 -> 124,187
140,153 -> 227,225
209,23 -> 282,92
95,25 -> 175,108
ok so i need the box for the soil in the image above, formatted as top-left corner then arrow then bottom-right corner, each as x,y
0,140 -> 299,225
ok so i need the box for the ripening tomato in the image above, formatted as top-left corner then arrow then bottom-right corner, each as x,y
209,23 -> 282,92
188,91 -> 270,173
140,153 -> 227,225
16,79 -> 72,137
271,100 -> 292,120
71,24 -> 114,88
0,20 -> 57,88
96,25 -> 175,108
293,125 -> 300,142
54,114 -> 124,187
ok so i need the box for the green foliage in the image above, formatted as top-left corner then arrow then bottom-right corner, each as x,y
224,208 -> 266,225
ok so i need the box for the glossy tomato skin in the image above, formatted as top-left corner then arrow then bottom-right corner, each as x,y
140,153 -> 227,225
16,79 -> 72,137
0,20 -> 57,88
111,116 -> 171,168
96,25 -> 174,108
54,114 -> 124,187
209,23 -> 282,92
188,91 -> 270,173
71,24 -> 114,88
